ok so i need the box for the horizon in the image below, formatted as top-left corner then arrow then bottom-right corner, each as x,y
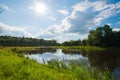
0,0 -> 120,42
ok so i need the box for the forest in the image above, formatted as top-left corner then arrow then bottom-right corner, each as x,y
0,36 -> 59,46
0,25 -> 120,47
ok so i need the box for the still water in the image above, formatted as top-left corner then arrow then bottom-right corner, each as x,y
26,49 -> 89,66
26,49 -> 120,79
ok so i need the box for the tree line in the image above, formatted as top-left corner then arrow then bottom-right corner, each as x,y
0,36 -> 59,46
62,25 -> 120,47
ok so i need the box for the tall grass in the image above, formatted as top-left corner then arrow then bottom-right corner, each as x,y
0,49 -> 74,80
47,59 -> 111,80
0,48 -> 111,80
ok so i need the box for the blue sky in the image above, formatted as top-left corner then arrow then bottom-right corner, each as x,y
0,0 -> 120,42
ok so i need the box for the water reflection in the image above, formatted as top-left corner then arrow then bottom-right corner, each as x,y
26,48 -> 120,79
86,52 -> 120,79
112,67 -> 120,80
87,53 -> 120,71
27,49 -> 89,66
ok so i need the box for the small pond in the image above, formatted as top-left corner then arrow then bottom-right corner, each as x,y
26,49 -> 89,66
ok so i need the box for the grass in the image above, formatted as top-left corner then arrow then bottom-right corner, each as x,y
0,46 -> 38,52
53,46 -> 120,54
47,59 -> 111,80
53,46 -> 106,51
0,49 -> 74,80
2,46 -> 120,53
0,47 -> 111,80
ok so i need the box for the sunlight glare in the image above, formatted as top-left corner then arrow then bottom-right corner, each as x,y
30,2 -> 48,15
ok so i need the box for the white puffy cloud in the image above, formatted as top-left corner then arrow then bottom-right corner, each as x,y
36,25 -> 61,39
0,22 -> 32,37
58,10 -> 69,15
61,11 -> 96,34
46,25 -> 62,34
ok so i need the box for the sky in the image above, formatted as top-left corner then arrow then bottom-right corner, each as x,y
0,0 -> 120,42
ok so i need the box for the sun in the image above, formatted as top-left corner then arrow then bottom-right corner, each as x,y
34,3 -> 47,14
30,2 -> 48,15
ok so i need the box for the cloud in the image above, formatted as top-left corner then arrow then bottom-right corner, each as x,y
35,1 -> 119,42
37,25 -> 61,38
116,21 -> 120,25
72,2 -> 89,12
112,28 -> 120,32
0,4 -> 8,10
84,0 -> 89,2
96,2 -> 120,23
36,10 -> 91,42
0,4 -> 9,13
35,25 -> 59,40
58,10 -> 69,15
0,4 -> 14,14
1,0 -> 120,43
35,24 -> 85,42
72,1 -> 120,25
0,22 -> 86,43
39,1 -> 120,42
0,22 -> 32,37
61,11 -> 96,34
91,1 -> 110,11
37,30 -> 86,43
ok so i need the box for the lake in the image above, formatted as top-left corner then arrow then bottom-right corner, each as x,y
26,48 -> 120,79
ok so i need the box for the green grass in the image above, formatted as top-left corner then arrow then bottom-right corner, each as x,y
47,59 -> 111,80
2,46 -> 120,53
0,47 -> 111,80
53,46 -> 120,53
0,46 -> 38,52
0,49 -> 74,80
54,46 -> 106,50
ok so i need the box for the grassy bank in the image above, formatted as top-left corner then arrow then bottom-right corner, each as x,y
53,46 -> 120,53
2,46 -> 120,53
0,47 -> 111,80
54,46 -> 105,50
0,48 -> 74,80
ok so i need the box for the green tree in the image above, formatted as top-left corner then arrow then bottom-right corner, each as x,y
82,39 -> 87,46
88,27 -> 103,46
102,25 -> 113,46
0,36 -> 59,46
87,24 -> 120,47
